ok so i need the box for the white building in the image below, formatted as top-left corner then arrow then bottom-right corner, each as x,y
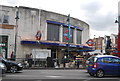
0,5 -> 90,63
110,34 -> 117,48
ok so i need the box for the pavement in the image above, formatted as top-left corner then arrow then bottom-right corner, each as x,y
23,67 -> 86,70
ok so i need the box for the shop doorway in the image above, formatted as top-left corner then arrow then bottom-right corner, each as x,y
0,35 -> 8,58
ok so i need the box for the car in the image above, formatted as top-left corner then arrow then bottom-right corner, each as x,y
86,55 -> 120,78
0,57 -> 23,73
0,62 -> 6,74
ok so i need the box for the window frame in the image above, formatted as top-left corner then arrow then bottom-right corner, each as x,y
76,29 -> 82,44
47,23 -> 60,41
3,15 -> 9,24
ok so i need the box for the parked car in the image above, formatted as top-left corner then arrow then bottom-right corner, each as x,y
0,62 -> 6,74
86,55 -> 120,78
0,57 -> 23,73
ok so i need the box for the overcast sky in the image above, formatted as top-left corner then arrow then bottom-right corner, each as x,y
0,0 -> 119,38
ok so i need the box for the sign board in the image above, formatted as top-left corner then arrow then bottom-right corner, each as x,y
32,49 -> 51,59
63,30 -> 72,40
35,31 -> 42,41
63,30 -> 69,40
86,39 -> 95,46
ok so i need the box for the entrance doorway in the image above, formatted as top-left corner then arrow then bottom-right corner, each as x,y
0,35 -> 8,58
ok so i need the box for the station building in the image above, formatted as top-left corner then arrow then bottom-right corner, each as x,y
0,5 -> 90,64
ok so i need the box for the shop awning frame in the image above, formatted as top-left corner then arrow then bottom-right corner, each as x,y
77,50 -> 95,52
21,40 -> 92,49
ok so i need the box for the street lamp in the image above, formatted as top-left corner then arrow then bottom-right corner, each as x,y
67,14 -> 71,62
115,17 -> 120,58
14,6 -> 19,61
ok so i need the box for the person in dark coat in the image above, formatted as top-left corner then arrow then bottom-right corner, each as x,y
28,53 -> 33,67
10,51 -> 15,61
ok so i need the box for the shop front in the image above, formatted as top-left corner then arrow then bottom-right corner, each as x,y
0,36 -> 8,58
21,40 -> 91,68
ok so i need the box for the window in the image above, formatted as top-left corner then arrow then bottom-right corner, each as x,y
112,58 -> 120,64
3,15 -> 9,23
69,28 -> 73,43
0,11 -> 3,23
47,23 -> 59,41
76,30 -> 82,44
102,57 -> 112,63
0,10 -> 9,24
88,57 -> 95,63
0,15 -> 2,23
97,58 -> 102,63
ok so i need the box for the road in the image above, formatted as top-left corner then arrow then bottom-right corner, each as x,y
1,69 -> 120,81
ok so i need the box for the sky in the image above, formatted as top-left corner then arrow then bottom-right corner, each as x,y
0,0 -> 120,38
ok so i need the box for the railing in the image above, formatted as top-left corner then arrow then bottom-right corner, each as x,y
16,58 -> 87,69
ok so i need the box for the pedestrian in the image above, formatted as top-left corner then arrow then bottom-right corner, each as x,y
10,51 -> 15,61
28,53 -> 33,68
56,59 -> 60,68
76,55 -> 83,69
62,55 -> 66,68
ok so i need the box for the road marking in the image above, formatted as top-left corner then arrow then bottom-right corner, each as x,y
83,79 -> 91,81
45,75 -> 62,78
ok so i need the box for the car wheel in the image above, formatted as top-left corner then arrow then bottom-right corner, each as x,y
96,69 -> 104,78
10,66 -> 17,73
89,73 -> 94,76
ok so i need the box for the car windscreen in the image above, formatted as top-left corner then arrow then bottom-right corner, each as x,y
87,56 -> 97,63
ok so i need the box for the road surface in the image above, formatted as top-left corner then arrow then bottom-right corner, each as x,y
2,69 -> 120,81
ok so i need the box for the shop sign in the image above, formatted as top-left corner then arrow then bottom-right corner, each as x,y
69,44 -> 76,47
59,43 -> 67,46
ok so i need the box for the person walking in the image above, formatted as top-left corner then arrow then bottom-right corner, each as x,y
10,51 -> 15,61
28,53 -> 33,68
76,55 -> 83,69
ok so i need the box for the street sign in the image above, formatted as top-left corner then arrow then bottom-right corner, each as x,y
63,30 -> 69,40
36,31 -> 42,41
63,30 -> 72,40
86,39 -> 95,46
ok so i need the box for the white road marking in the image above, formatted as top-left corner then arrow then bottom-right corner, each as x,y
45,75 -> 62,78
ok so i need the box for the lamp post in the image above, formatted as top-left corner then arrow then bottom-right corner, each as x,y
115,2 -> 120,58
14,6 -> 19,61
67,14 -> 70,61
115,17 -> 120,58
117,16 -> 120,58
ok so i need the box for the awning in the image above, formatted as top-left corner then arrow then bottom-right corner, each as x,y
21,40 -> 91,49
